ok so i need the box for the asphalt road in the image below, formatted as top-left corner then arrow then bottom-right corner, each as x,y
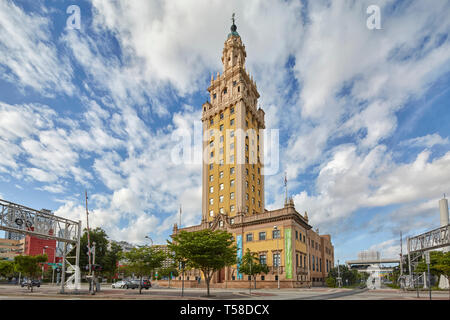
0,284 -> 448,300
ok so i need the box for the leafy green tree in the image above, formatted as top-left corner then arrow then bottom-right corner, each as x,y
238,249 -> 269,292
158,264 -> 179,288
120,246 -> 166,294
168,229 -> 237,297
14,254 -> 47,292
0,260 -> 15,281
416,251 -> 450,298
69,227 -> 110,277
325,276 -> 336,288
103,241 -> 123,281
326,264 -> 365,287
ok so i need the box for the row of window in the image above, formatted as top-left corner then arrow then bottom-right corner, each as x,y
246,230 -> 281,242
295,230 -> 306,243
310,239 -> 320,251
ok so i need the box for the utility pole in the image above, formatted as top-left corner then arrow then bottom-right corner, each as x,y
337,260 -> 342,288
92,241 -> 96,294
85,190 -> 95,295
425,251 -> 431,300
400,231 -> 403,276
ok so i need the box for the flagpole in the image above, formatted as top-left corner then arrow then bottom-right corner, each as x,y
179,205 -> 182,229
284,172 -> 288,204
85,191 -> 92,275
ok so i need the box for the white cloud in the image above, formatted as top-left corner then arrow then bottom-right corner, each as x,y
401,133 -> 449,148
0,1 -> 74,95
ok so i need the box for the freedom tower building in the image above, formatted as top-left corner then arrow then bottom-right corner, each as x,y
172,18 -> 334,289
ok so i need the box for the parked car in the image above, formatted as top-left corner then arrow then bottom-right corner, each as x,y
125,279 -> 151,289
21,279 -> 40,288
111,280 -> 127,288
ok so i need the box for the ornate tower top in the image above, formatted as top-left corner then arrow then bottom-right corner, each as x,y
222,14 -> 246,72
229,13 -> 239,38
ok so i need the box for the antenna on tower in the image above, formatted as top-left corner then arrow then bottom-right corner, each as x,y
179,205 -> 182,229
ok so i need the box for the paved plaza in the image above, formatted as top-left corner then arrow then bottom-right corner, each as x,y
0,284 -> 448,300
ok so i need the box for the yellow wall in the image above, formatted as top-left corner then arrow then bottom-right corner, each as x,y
206,104 -> 263,221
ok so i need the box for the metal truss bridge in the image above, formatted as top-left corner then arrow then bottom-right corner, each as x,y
0,198 -> 81,293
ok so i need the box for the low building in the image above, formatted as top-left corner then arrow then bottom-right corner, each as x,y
0,239 -> 24,260
173,199 -> 334,288
22,235 -> 57,270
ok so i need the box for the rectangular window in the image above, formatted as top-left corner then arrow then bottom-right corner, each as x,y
210,151 -> 214,158
312,256 -> 315,271
209,163 -> 213,170
273,253 -> 280,267
230,130 -> 234,137
220,135 -> 224,143
230,119 -> 235,126
209,210 -> 214,217
272,230 -> 281,239
246,233 -> 253,242
260,255 -> 267,265
230,217 -> 235,224
219,159 -> 224,166
213,93 -> 217,99
219,183 -> 224,190
230,107 -> 234,114
295,231 -> 298,240
209,186 -> 213,193
209,175 -> 213,182
219,171 -> 224,178
230,192 -> 235,200
230,142 -> 234,150
219,207 -> 224,214
230,167 -> 235,175
220,113 -> 224,120
210,141 -> 214,148
210,119 -> 214,125
230,180 -> 235,187
209,198 -> 213,205
230,205 -> 235,212
259,232 -> 266,240
230,155 -> 234,163
219,195 -> 224,203
220,124 -> 224,131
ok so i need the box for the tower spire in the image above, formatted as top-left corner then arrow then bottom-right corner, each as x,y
231,13 -> 236,31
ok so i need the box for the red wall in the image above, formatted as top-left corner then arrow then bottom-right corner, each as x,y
24,236 -> 57,270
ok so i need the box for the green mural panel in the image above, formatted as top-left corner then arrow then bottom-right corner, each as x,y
285,228 -> 292,279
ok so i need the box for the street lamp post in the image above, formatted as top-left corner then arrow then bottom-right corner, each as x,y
42,246 -> 48,281
145,236 -> 154,281
273,226 -> 280,290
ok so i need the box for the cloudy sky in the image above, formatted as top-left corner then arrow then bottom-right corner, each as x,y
0,0 -> 449,263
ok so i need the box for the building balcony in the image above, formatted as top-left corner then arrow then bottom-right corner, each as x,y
269,266 -> 284,274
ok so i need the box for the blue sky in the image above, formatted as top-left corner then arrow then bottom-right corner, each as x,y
0,0 -> 449,263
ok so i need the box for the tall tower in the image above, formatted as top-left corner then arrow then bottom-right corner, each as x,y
201,16 -> 265,223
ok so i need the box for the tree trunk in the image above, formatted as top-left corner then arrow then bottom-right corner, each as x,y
206,275 -> 211,296
139,275 -> 142,294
